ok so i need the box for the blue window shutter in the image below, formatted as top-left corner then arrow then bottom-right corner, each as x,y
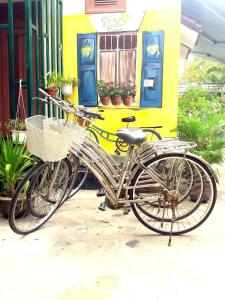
77,34 -> 97,106
140,31 -> 164,108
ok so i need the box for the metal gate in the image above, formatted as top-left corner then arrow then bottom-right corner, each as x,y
0,0 -> 63,127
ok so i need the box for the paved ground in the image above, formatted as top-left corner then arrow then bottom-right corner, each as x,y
0,164 -> 224,300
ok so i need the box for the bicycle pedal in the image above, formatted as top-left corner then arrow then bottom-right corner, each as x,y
98,202 -> 107,211
96,188 -> 106,197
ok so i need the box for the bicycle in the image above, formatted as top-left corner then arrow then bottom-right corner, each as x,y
85,116 -> 162,153
65,102 -> 162,200
8,89 -> 218,246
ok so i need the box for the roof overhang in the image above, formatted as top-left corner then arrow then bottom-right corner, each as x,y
182,0 -> 225,64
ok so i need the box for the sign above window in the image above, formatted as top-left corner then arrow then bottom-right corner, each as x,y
90,12 -> 145,32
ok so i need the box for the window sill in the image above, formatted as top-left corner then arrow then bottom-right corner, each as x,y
98,103 -> 140,109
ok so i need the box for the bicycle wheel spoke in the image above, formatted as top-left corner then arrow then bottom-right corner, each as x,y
9,159 -> 72,235
130,153 -> 217,235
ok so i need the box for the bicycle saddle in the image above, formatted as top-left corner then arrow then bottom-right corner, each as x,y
121,116 -> 136,123
117,128 -> 147,145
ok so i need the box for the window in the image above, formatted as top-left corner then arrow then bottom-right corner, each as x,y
98,32 -> 137,84
85,0 -> 126,14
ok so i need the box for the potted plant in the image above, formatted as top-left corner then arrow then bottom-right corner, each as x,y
122,81 -> 136,106
96,80 -> 111,105
5,119 -> 27,144
45,71 -> 62,97
0,135 -> 33,217
110,82 -> 123,106
60,75 -> 79,96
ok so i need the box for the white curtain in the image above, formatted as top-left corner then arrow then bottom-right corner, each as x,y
119,50 -> 136,83
100,51 -> 116,82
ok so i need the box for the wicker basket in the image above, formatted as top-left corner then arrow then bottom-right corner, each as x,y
25,115 -> 86,162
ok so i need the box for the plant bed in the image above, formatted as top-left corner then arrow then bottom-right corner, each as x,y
0,194 -> 28,218
0,136 -> 33,218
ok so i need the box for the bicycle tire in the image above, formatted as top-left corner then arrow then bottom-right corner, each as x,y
130,153 -> 217,235
142,129 -> 162,142
64,155 -> 88,200
28,158 -> 72,217
133,157 -> 202,221
9,159 -> 72,235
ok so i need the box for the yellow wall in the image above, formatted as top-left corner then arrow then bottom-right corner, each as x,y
63,9 -> 180,154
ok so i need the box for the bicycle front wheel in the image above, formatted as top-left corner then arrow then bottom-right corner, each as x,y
9,159 -> 72,235
130,153 -> 217,235
65,129 -> 99,200
64,154 -> 88,200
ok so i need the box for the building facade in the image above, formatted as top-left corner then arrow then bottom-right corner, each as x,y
63,0 -> 181,152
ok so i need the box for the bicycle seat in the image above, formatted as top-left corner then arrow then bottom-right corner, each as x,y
121,116 -> 136,123
117,128 -> 147,145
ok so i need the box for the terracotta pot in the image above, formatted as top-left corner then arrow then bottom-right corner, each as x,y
0,194 -> 27,218
123,96 -> 133,106
112,95 -> 121,106
189,179 -> 211,203
100,96 -> 110,105
45,87 -> 58,97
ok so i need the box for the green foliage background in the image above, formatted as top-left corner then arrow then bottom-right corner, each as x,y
177,86 -> 225,164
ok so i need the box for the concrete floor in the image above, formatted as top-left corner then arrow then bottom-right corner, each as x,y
0,164 -> 224,300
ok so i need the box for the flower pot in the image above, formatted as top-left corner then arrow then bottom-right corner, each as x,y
61,84 -> 73,96
123,96 -> 133,106
100,96 -> 110,105
189,179 -> 211,203
0,195 -> 11,218
12,130 -> 27,144
45,87 -> 58,97
112,95 -> 121,106
0,194 -> 27,218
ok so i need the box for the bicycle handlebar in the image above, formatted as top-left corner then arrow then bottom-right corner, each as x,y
38,88 -> 71,113
38,88 -> 104,120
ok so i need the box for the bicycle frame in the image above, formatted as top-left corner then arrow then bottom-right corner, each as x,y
87,123 -> 119,143
69,135 -> 171,207
86,121 -> 162,144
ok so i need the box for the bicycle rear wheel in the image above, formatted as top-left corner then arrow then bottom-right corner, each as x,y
9,159 -> 71,235
142,129 -> 162,142
130,153 -> 217,235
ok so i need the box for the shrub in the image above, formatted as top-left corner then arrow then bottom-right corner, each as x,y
176,87 -> 225,164
0,136 -> 33,195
